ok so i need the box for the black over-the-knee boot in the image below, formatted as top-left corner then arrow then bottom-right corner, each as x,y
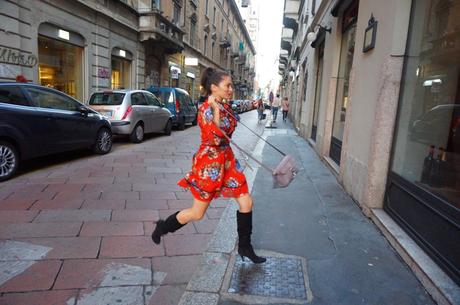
151,211 -> 185,244
237,211 -> 266,264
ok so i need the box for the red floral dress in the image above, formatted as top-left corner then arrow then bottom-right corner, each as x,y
177,100 -> 248,203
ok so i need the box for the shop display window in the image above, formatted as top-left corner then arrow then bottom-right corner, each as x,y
38,35 -> 83,100
391,0 -> 460,208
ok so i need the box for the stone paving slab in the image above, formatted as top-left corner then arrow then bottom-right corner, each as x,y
18,237 -> 101,259
80,199 -> 126,209
111,209 -> 160,222
0,289 -> 79,305
147,284 -> 187,305
34,209 -> 111,222
30,199 -> 85,210
151,255 -> 202,285
99,236 -> 165,258
80,221 -> 144,236
0,260 -> 61,292
186,252 -> 230,293
125,199 -> 169,210
0,210 -> 39,223
0,222 -> 82,238
164,234 -> 212,256
0,199 -> 35,210
178,291 -> 220,305
193,218 -> 219,234
54,258 -> 151,289
139,191 -> 177,200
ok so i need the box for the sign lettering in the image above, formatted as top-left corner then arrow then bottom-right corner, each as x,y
0,47 -> 38,67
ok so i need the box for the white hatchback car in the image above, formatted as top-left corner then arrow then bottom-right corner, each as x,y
88,90 -> 173,143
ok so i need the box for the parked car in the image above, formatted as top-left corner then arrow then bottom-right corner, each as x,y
0,82 -> 113,182
88,90 -> 173,143
147,87 -> 197,130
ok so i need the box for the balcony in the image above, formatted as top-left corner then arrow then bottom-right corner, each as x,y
282,27 -> 294,41
237,53 -> 247,65
281,39 -> 292,54
139,10 -> 184,53
283,17 -> 298,31
230,49 -> 239,58
220,33 -> 231,48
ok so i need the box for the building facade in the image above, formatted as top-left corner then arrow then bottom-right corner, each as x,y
279,0 -> 459,302
0,0 -> 256,102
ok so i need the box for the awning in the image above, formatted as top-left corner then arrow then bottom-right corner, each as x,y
331,0 -> 354,17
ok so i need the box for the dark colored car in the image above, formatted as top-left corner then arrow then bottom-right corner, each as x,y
147,87 -> 197,130
0,82 -> 113,181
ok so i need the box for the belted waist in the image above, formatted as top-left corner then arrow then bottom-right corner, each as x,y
201,143 -> 230,148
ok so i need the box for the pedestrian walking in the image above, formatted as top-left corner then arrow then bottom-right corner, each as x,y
257,98 -> 265,124
151,67 -> 266,264
282,97 -> 289,122
272,94 -> 281,121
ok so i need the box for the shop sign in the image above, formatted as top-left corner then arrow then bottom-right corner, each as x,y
0,47 -> 38,67
186,72 -> 195,79
170,66 -> 181,79
185,57 -> 198,66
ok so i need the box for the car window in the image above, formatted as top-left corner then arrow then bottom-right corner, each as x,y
177,92 -> 188,108
24,87 -> 80,111
89,92 -> 125,105
187,96 -> 195,107
0,86 -> 29,106
131,92 -> 148,106
144,92 -> 161,107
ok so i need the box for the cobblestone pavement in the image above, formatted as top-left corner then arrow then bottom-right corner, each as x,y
0,110 -> 263,305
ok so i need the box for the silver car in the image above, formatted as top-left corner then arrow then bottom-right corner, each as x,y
88,90 -> 173,143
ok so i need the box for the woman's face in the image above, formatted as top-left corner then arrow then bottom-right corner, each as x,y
211,76 -> 233,101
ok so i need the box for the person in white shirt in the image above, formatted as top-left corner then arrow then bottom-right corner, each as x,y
272,94 -> 281,121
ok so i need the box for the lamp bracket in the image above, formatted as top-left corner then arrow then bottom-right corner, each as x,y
318,24 -> 332,33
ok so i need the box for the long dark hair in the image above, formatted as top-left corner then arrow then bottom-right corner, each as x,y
200,67 -> 230,96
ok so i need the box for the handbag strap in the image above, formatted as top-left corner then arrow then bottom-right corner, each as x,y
220,103 -> 287,157
214,124 -> 274,174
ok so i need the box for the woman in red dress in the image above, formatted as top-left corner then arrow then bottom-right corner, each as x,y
151,68 -> 265,264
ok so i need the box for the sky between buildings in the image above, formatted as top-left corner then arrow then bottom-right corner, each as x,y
252,0 -> 284,95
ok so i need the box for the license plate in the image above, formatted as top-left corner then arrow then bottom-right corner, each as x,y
100,110 -> 113,118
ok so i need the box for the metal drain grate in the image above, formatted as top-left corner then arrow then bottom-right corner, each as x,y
228,256 -> 307,300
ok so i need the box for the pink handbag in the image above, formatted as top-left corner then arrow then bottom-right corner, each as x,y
272,155 -> 298,188
216,105 -> 299,189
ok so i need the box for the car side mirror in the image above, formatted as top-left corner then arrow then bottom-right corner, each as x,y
79,106 -> 89,116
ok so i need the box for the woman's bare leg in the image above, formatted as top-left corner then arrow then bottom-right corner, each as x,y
235,193 -> 253,212
176,198 -> 211,224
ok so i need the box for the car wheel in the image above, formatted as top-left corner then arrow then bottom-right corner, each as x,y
192,115 -> 198,126
164,119 -> 172,136
93,128 -> 112,154
177,117 -> 186,130
130,123 -> 144,143
0,141 -> 19,182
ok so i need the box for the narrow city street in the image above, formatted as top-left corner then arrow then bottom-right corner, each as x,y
1,0 -> 459,304
0,110 -> 439,305
0,110 -> 262,305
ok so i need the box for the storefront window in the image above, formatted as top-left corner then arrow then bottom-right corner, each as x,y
330,2 -> 358,164
391,0 -> 460,208
111,56 -> 131,89
38,35 -> 83,100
